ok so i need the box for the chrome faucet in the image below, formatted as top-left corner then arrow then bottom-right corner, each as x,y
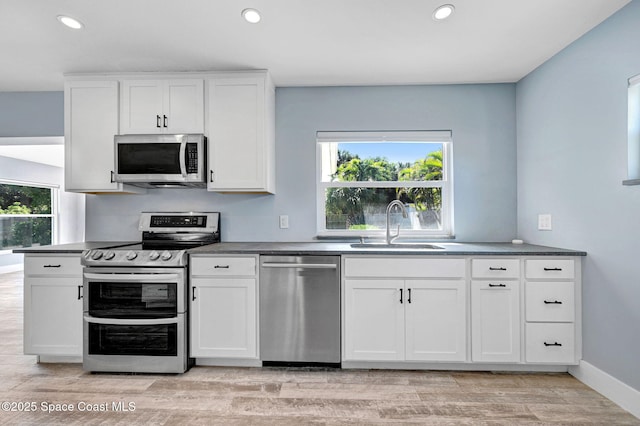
386,200 -> 408,244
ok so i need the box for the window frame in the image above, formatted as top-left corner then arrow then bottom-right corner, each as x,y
0,179 -> 59,252
316,130 -> 454,239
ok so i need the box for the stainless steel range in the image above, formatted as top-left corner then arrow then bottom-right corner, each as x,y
81,212 -> 220,373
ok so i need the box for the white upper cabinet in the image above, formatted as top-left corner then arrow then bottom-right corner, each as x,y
206,72 -> 275,193
120,79 -> 204,134
65,80 -> 144,194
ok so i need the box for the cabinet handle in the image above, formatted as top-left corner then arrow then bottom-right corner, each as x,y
407,288 -> 411,304
543,267 -> 562,271
210,170 -> 214,182
544,300 -> 563,304
163,115 -> 168,128
192,286 -> 197,301
214,265 -> 230,269
110,171 -> 115,183
43,264 -> 61,268
489,267 -> 507,271
488,283 -> 506,288
544,342 -> 562,347
77,285 -> 83,300
156,115 -> 161,128
399,288 -> 403,304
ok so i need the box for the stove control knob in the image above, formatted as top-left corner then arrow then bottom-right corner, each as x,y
91,250 -> 103,260
161,251 -> 173,261
126,251 -> 138,261
104,251 -> 116,260
149,251 -> 160,261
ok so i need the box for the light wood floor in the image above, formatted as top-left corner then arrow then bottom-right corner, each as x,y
1,271 -> 637,425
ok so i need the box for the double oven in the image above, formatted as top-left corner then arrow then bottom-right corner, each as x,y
81,212 -> 220,374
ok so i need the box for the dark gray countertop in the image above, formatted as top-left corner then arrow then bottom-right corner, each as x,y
12,241 -> 138,254
188,242 -> 587,256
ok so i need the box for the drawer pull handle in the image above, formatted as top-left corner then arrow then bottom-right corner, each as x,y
407,288 -> 411,304
543,267 -> 562,271
489,283 -> 506,288
399,288 -> 403,304
192,286 -> 197,301
214,265 -> 230,269
544,342 -> 562,347
44,264 -> 61,268
544,300 -> 563,304
77,285 -> 83,300
489,267 -> 507,271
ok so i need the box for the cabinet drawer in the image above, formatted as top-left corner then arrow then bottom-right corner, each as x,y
190,256 -> 256,276
525,259 -> 574,279
472,259 -> 520,279
344,257 -> 465,278
24,255 -> 82,276
526,282 -> 574,322
525,323 -> 575,364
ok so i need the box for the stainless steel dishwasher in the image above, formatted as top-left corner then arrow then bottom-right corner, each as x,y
259,255 -> 340,365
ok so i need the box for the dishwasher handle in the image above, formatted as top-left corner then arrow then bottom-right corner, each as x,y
261,262 -> 337,269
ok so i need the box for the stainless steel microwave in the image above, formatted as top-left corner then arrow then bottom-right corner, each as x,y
113,134 -> 206,188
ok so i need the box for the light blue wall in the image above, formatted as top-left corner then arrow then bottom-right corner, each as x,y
0,92 -> 63,137
517,1 -> 640,390
85,84 -> 517,242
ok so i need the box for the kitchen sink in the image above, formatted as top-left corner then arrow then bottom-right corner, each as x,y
350,242 -> 445,250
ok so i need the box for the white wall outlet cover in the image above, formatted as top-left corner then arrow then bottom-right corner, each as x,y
279,215 -> 289,229
538,214 -> 552,231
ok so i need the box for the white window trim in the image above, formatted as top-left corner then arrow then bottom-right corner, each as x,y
316,130 -> 454,239
0,179 -> 59,247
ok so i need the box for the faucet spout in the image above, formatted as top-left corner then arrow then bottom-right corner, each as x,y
386,200 -> 408,244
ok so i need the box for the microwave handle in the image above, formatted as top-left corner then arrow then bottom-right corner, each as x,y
179,140 -> 187,177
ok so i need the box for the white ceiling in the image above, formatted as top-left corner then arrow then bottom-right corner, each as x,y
0,138 -> 64,168
0,0 -> 631,92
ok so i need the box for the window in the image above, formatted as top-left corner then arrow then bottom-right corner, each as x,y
625,73 -> 640,185
0,181 -> 57,250
317,131 -> 453,238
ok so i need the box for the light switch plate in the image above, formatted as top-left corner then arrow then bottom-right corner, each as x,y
279,215 -> 289,229
538,214 -> 552,231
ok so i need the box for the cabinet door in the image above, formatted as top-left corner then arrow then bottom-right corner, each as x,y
190,278 -> 257,358
343,279 -> 405,361
405,280 -> 467,362
471,281 -> 521,362
24,277 -> 83,356
65,80 -> 123,192
120,80 -> 164,134
164,79 -> 204,133
207,76 -> 272,192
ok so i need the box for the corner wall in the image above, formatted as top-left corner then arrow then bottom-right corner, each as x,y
516,0 -> 640,392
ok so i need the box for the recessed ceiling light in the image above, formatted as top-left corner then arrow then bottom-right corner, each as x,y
433,4 -> 455,21
57,15 -> 84,29
241,8 -> 261,24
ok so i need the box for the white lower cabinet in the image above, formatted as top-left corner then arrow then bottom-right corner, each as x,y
471,280 -> 521,363
343,257 -> 467,363
23,254 -> 83,356
189,255 -> 258,359
524,259 -> 578,364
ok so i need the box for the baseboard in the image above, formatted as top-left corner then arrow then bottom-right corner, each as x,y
569,360 -> 640,419
0,264 -> 23,274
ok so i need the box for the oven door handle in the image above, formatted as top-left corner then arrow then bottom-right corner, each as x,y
83,273 -> 181,282
84,315 -> 177,326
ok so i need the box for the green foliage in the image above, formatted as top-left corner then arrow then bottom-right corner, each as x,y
0,184 -> 53,248
398,149 -> 443,212
325,148 -> 444,230
0,201 -> 31,214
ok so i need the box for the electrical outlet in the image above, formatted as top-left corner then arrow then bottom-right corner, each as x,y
538,214 -> 552,231
279,215 -> 289,229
